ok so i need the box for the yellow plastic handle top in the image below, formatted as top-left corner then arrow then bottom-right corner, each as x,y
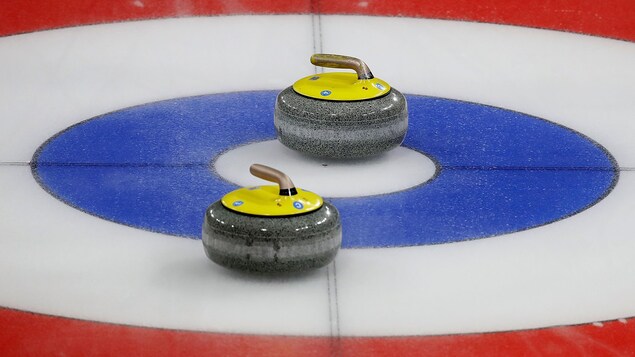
221,164 -> 323,217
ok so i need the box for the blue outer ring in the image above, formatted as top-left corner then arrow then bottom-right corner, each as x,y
32,91 -> 618,248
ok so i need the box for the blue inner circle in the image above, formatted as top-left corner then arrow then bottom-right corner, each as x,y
33,91 -> 617,248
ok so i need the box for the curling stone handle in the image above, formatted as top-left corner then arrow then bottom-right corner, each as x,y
249,164 -> 297,196
310,54 -> 374,80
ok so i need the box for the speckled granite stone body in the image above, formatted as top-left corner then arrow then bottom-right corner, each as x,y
274,87 -> 408,158
202,201 -> 341,273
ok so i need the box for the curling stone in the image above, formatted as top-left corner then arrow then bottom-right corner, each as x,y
274,53 -> 408,159
202,164 -> 341,273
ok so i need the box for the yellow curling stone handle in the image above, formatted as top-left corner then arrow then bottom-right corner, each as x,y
293,54 -> 391,101
221,164 -> 324,217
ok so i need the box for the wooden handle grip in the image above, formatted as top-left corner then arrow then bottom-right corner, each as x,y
310,54 -> 374,80
249,164 -> 297,196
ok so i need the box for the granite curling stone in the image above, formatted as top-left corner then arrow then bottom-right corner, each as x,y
274,53 -> 408,159
202,164 -> 342,273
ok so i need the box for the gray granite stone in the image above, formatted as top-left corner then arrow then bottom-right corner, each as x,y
274,87 -> 408,158
202,201 -> 342,273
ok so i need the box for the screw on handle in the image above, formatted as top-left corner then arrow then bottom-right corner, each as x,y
310,54 -> 374,80
249,164 -> 297,196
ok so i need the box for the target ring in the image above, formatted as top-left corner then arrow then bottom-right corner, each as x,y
2,3 -> 635,354
33,91 -> 616,247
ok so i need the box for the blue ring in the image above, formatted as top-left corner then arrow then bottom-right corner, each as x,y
32,91 -> 617,248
